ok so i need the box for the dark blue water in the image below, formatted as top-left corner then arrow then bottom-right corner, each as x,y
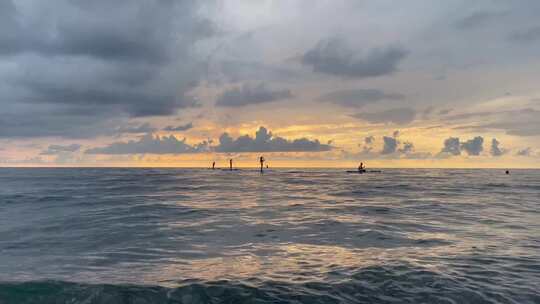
0,168 -> 539,303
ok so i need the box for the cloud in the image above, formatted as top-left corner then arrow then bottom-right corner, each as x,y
86,127 -> 331,154
422,106 -> 434,118
439,136 -> 486,156
516,148 -> 532,156
18,80 -> 200,117
496,123 -> 540,137
0,0 -> 214,138
379,131 -> 420,156
508,26 -> 540,43
86,134 -> 209,155
301,37 -> 407,78
399,141 -> 415,154
455,11 -> 506,30
215,83 -> 292,107
381,136 -> 398,154
440,137 -> 461,156
215,126 -> 332,152
455,122 -> 540,137
461,136 -> 484,156
443,111 -> 497,121
449,109 -> 540,137
0,110 -> 121,138
317,89 -> 405,108
0,156 -> 45,165
116,123 -> 157,134
40,144 -> 81,155
207,60 -> 300,84
163,122 -> 194,132
490,138 -> 506,156
364,136 -> 375,145
0,0 -> 214,61
359,136 -> 375,153
438,109 -> 453,115
351,131 -> 430,159
352,108 -> 416,124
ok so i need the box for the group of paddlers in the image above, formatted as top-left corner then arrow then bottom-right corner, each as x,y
212,157 -> 370,173
211,159 -> 510,175
212,156 -> 268,173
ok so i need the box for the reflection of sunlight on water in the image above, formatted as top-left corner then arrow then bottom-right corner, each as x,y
141,255 -> 263,287
142,237 -> 482,286
143,244 -> 397,284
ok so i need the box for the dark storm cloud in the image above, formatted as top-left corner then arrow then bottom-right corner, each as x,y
381,136 -> 398,154
317,89 -> 405,108
0,0 -> 213,61
215,127 -> 332,153
21,85 -> 197,117
17,79 -> 199,117
163,122 -> 194,132
352,108 -> 416,124
40,144 -> 81,155
0,0 -> 214,138
490,138 -> 506,156
440,137 -> 461,156
215,83 -> 292,107
301,38 -> 407,78
0,110 -> 120,138
86,134 -> 210,155
0,1 -> 21,55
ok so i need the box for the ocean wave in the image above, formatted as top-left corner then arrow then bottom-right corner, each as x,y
1,264 -> 538,304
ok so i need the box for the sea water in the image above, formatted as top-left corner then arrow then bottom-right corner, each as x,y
0,168 -> 539,303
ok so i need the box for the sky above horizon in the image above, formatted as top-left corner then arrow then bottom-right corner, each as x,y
1,0 -> 540,167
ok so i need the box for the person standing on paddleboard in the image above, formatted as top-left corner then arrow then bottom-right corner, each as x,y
259,156 -> 265,173
229,159 -> 233,171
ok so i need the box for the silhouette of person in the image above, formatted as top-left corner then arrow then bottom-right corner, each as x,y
506,170 -> 509,175
358,162 -> 365,172
212,161 -> 216,170
259,156 -> 265,173
229,159 -> 233,171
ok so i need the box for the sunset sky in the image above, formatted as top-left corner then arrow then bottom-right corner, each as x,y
1,0 -> 539,167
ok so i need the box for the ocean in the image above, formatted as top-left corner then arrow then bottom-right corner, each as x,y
0,168 -> 539,303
